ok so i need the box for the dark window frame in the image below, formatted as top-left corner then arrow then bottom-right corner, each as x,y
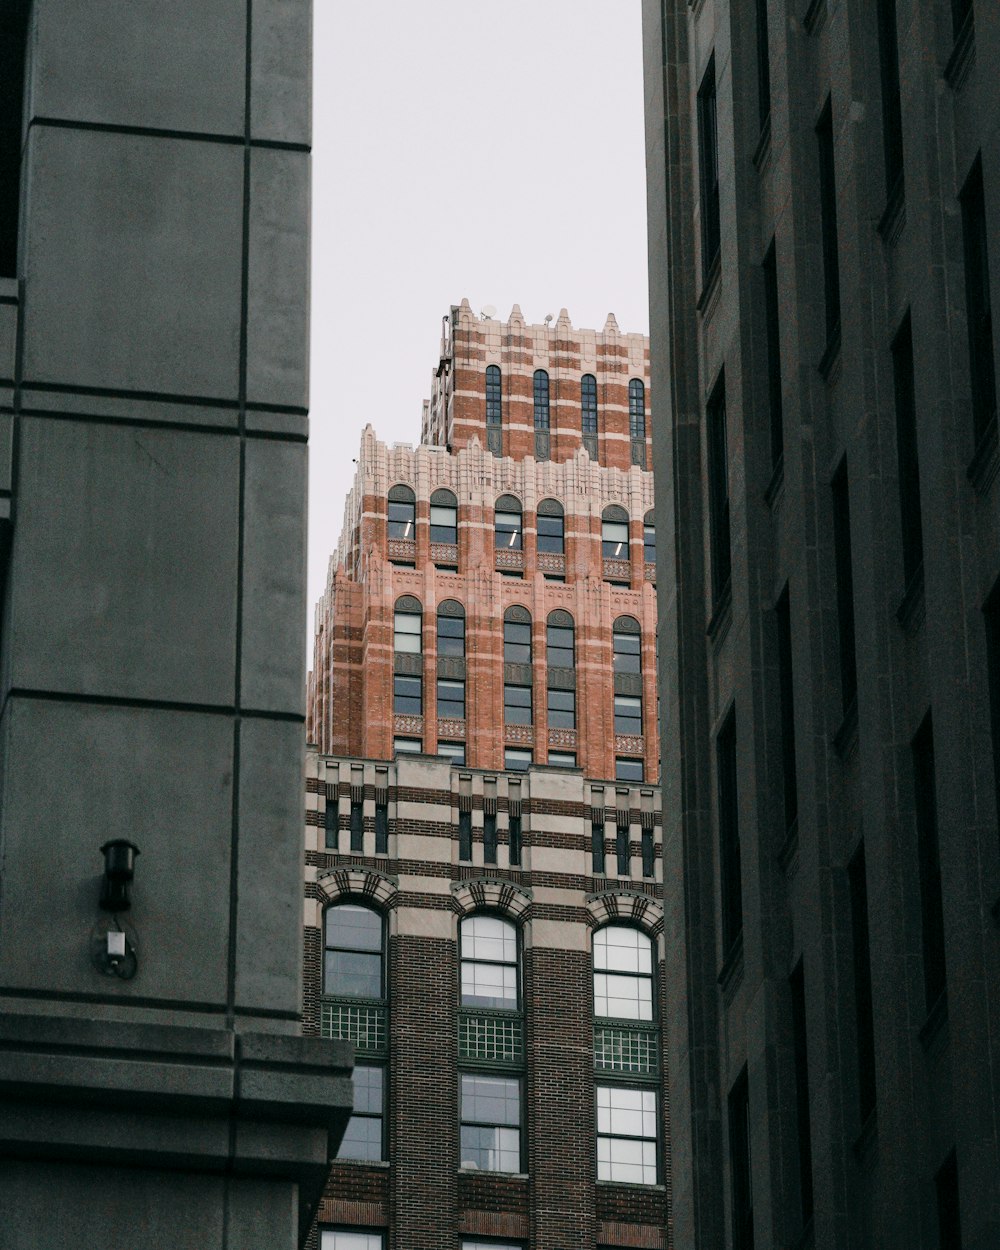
763,240 -> 784,470
831,460 -> 858,715
892,311 -> 924,589
817,99 -> 842,345
582,373 -> 598,435
913,712 -> 947,1013
876,0 -> 904,203
707,374 -> 732,608
629,379 -> 646,440
960,155 -> 996,446
323,902 -> 386,1001
697,55 -> 721,286
486,365 -> 502,425
533,370 -> 550,431
728,1067 -> 754,1250
717,708 -> 742,956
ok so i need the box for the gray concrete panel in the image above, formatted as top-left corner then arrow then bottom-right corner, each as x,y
251,0 -> 312,146
29,0 -> 246,136
234,718 -> 305,1020
21,126 -> 243,399
241,438 -> 307,713
246,147 -> 310,410
11,419 -> 239,705
0,699 -> 233,1007
0,302 -> 15,385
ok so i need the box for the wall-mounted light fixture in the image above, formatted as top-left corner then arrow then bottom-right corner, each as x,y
99,839 -> 139,913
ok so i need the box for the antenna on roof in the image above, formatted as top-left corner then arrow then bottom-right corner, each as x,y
544,313 -> 553,325
481,304 -> 497,320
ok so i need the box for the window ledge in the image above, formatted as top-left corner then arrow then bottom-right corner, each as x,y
895,564 -> 925,637
595,1180 -> 668,1193
852,1108 -> 878,1164
945,12 -> 975,91
777,816 -> 799,878
696,252 -> 722,320
706,583 -> 732,651
967,416 -> 999,494
752,114 -> 772,173
919,989 -> 949,1054
458,1167 -> 529,1180
332,1158 -> 391,1170
833,697 -> 859,762
764,453 -> 785,510
877,175 -> 906,246
717,932 -> 744,1003
818,322 -> 842,384
803,0 -> 827,35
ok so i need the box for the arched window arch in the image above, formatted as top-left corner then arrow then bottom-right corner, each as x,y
430,488 -> 458,545
546,609 -> 575,735
324,901 -> 387,1163
503,605 -> 532,665
602,505 -> 630,560
613,615 -> 641,675
593,923 -> 658,1185
394,595 -> 422,653
546,609 -> 574,668
387,484 -> 415,541
486,365 -> 502,423
581,374 -> 598,434
495,494 -> 523,550
643,510 -> 656,565
460,913 -> 519,1009
503,605 -> 532,727
533,370 -> 550,430
537,498 -> 565,555
629,380 -> 646,440
437,599 -> 465,657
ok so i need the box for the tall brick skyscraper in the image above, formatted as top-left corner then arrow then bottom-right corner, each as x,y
304,302 -> 670,1250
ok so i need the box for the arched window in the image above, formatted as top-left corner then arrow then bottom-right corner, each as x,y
459,914 -> 522,1173
504,606 -> 532,726
387,484 -> 415,541
394,595 -> 422,653
613,616 -> 641,675
503,606 -> 532,664
533,370 -> 550,430
495,495 -> 523,550
581,374 -> 598,433
546,610 -> 574,668
593,925 -> 658,1185
602,505 -> 630,559
325,903 -> 387,1163
546,608 -> 576,731
629,380 -> 646,440
437,600 -> 465,657
537,498 -> 565,555
486,365 -> 502,424
430,488 -> 458,544
643,510 -> 656,564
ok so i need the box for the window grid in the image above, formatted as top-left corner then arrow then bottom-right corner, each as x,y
594,1023 -> 659,1075
458,1010 -> 524,1065
533,370 -> 550,430
486,364 -> 502,425
628,379 -> 646,440
321,1001 -> 387,1053
582,373 -> 598,434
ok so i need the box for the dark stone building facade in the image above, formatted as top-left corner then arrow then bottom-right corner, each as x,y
643,1 -> 1000,1248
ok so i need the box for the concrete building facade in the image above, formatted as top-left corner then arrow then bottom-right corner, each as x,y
305,303 -> 670,1249
0,4 -> 351,1247
643,2 -> 1000,1249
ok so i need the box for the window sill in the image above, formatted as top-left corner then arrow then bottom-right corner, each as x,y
595,1180 -> 667,1193
706,582 -> 732,651
752,114 -> 772,173
818,322 -> 842,384
944,11 -> 975,91
803,0 -> 827,35
919,989 -> 949,1055
696,252 -> 721,320
895,564 -> 925,637
458,1167 -> 529,1180
717,932 -> 744,1004
833,696 -> 858,762
331,1158 -> 391,1169
877,175 -> 906,247
967,415 -> 999,494
764,453 -> 785,510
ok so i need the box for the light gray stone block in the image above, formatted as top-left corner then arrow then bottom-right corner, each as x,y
246,147 -> 310,409
11,418 -> 239,705
241,438 -> 307,713
22,126 -> 243,399
29,0 -> 246,136
251,0 -> 312,146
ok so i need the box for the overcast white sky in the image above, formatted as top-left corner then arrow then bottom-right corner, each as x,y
307,1 -> 649,637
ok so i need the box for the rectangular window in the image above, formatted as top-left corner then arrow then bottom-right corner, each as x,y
437,678 -> 465,720
616,821 -> 631,877
718,710 -> 742,955
393,736 -> 421,755
324,797 -> 339,851
892,313 -> 924,589
438,741 -> 465,766
817,99 -> 841,344
547,687 -> 576,729
641,827 -> 654,878
393,674 -> 422,716
754,0 -> 771,131
537,513 -> 565,554
393,612 -> 421,653
596,1085 -> 657,1185
615,757 -> 643,782
790,960 -> 814,1229
876,0 -> 903,201
484,813 -> 497,865
374,800 -> 388,854
350,799 -> 363,853
728,1068 -> 754,1250
960,156 -> 996,445
387,500 -> 415,541
602,520 -> 629,560
548,750 -> 576,768
644,523 -> 656,564
707,374 -> 732,607
495,509 -> 523,550
503,620 -> 531,664
460,1074 -> 521,1172
592,821 -> 606,874
459,809 -> 472,861
321,1232 -> 384,1250
697,55 -> 721,284
848,842 -> 877,1123
504,683 -> 532,725
437,613 -> 465,657
763,241 -> 783,470
614,694 -> 642,736
984,582 -> 1000,852
505,748 -> 532,772
508,814 -> 522,866
776,585 -> 798,834
613,630 -> 641,675
336,1064 -> 384,1162
831,460 -> 858,715
430,504 -> 457,544
546,625 -> 574,668
935,1150 -> 962,1250
913,713 -> 947,1012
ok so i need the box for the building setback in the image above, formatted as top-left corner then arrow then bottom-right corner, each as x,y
305,303 -> 671,1249
642,2 -> 1000,1249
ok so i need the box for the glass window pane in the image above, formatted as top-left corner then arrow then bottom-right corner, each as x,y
597,1135 -> 657,1184
602,521 -> 629,558
615,757 -> 644,782
548,751 -> 576,767
461,961 -> 517,1009
593,971 -> 653,1020
461,1074 -> 521,1126
387,501 -> 415,540
324,950 -> 381,999
430,506 -> 455,527
394,737 -> 421,754
322,1234 -> 384,1250
594,926 -> 653,973
460,1124 -> 521,1172
326,905 -> 383,952
505,748 -> 532,771
351,1064 -> 383,1114
464,916 -> 517,962
495,511 -> 523,549
394,612 -> 421,652
537,514 -> 564,554
337,1113 -> 382,1161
